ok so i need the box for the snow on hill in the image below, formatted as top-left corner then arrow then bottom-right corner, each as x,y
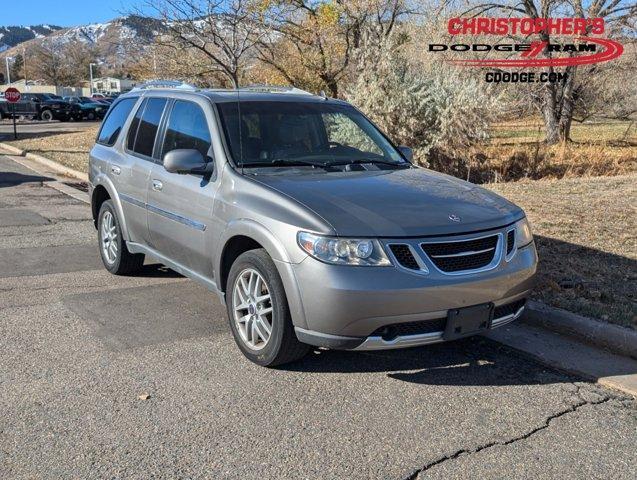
0,24 -> 62,51
0,16 -> 165,70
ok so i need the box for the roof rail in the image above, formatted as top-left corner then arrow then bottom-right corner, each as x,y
131,80 -> 198,92
238,84 -> 314,96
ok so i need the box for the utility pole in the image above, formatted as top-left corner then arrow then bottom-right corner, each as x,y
89,63 -> 96,96
23,47 -> 27,87
5,56 -> 12,85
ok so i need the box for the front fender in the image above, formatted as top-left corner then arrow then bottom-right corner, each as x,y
216,218 -> 295,272
216,219 -> 309,329
91,173 -> 132,242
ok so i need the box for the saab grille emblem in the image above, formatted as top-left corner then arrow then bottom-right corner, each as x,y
448,214 -> 461,222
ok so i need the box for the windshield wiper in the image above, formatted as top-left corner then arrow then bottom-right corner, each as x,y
241,159 -> 329,169
327,158 -> 410,168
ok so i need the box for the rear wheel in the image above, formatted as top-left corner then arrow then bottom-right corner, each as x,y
226,249 -> 309,367
40,110 -> 54,122
97,200 -> 144,275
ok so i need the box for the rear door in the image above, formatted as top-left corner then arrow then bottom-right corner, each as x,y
117,96 -> 168,246
147,98 -> 218,277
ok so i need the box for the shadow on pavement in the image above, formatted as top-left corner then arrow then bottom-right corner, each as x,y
135,262 -> 184,279
282,336 -> 571,387
0,171 -> 55,187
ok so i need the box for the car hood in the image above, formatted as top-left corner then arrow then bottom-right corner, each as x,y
252,167 -> 524,237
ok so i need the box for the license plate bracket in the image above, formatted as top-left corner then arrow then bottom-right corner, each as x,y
444,303 -> 494,341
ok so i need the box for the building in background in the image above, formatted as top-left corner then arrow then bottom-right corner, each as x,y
4,79 -> 90,97
91,77 -> 137,95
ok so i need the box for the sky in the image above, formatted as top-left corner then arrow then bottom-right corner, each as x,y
0,0 -> 142,27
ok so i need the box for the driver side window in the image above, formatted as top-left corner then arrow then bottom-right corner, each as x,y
162,101 -> 212,161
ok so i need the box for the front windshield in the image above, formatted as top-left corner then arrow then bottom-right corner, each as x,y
80,97 -> 93,103
47,94 -> 62,100
217,101 -> 405,167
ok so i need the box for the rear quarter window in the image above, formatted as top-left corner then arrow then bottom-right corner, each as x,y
97,98 -> 138,146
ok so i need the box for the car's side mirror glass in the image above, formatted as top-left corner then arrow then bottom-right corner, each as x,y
398,145 -> 413,162
163,149 -> 212,175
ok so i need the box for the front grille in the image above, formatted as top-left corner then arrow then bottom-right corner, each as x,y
421,235 -> 498,273
389,244 -> 419,270
494,299 -> 526,319
506,229 -> 515,255
372,317 -> 447,340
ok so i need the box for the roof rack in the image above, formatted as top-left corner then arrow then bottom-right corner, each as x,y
237,84 -> 314,96
131,80 -> 198,92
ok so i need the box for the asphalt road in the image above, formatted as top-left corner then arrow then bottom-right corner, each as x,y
0,119 -> 96,141
0,153 -> 635,479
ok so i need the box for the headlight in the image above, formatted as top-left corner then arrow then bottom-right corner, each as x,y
514,217 -> 533,248
297,231 -> 391,266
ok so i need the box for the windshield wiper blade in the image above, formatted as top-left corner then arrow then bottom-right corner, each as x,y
328,158 -> 410,168
241,159 -> 328,168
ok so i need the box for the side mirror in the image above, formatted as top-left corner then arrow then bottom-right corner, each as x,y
398,146 -> 413,162
163,149 -> 212,175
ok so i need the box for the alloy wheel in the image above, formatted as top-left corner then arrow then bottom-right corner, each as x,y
232,268 -> 273,351
101,211 -> 118,265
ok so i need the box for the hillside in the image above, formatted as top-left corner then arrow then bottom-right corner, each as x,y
0,16 -> 164,72
0,25 -> 62,52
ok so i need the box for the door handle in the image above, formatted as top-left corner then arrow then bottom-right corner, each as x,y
152,180 -> 163,192
111,165 -> 121,175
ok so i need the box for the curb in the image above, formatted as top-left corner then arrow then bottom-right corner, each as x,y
522,300 -> 637,360
0,142 -> 88,182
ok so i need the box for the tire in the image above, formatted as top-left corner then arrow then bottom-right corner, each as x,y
97,200 -> 144,275
226,249 -> 310,367
40,110 -> 54,122
87,111 -> 96,121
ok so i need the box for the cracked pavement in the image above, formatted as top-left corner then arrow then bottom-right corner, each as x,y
1,153 -> 635,479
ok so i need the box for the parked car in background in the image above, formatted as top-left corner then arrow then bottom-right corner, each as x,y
63,96 -> 108,121
89,82 -> 538,367
0,93 -> 81,121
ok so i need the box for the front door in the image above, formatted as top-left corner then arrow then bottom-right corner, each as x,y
147,99 -> 218,278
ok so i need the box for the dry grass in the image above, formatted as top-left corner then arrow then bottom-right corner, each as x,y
488,175 -> 636,329
434,118 -> 637,183
5,126 -> 98,172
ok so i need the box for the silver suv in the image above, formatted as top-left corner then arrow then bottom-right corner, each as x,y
89,82 -> 537,366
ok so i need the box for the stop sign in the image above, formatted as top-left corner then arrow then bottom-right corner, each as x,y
4,87 -> 21,103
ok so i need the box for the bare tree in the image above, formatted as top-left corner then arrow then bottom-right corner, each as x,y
255,1 -> 415,97
31,40 -> 67,87
463,0 -> 637,143
133,0 -> 266,87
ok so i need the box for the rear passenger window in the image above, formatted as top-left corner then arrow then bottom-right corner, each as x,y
97,98 -> 137,146
127,98 -> 167,158
162,101 -> 212,159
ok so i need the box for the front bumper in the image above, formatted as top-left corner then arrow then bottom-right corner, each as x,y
288,235 -> 537,349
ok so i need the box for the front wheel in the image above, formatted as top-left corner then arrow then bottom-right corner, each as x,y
97,200 -> 144,275
226,249 -> 309,367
